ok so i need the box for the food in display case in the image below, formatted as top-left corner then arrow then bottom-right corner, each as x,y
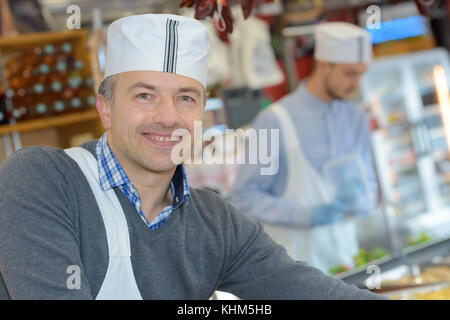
329,247 -> 389,275
413,287 -> 450,300
329,265 -> 351,275
386,283 -> 450,300
377,259 -> 450,300
407,231 -> 432,246
354,247 -> 389,268
382,265 -> 450,287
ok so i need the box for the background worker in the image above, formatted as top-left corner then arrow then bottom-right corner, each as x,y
229,22 -> 379,274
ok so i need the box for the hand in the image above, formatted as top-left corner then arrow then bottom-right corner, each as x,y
335,175 -> 365,206
334,173 -> 370,217
310,202 -> 347,227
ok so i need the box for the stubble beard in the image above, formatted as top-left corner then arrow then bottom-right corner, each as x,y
112,131 -> 178,175
324,77 -> 345,101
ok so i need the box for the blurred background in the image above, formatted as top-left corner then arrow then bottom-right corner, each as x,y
1,0 -> 450,299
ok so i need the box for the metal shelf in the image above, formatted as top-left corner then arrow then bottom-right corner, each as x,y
339,237 -> 450,287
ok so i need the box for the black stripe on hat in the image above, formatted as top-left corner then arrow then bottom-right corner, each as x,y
164,18 -> 180,73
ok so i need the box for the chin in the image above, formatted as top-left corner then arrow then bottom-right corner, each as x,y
132,152 -> 177,173
145,160 -> 179,173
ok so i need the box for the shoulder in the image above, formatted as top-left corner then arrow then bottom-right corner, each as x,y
187,188 -> 264,258
79,139 -> 98,156
341,100 -> 369,119
0,144 -> 92,199
189,187 -> 232,213
338,100 -> 371,129
251,105 -> 281,130
189,187 -> 259,227
1,139 -> 99,175
0,145 -> 86,230
0,145 -> 74,178
250,86 -> 309,130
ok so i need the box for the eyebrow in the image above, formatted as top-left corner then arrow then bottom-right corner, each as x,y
177,87 -> 202,97
127,82 -> 155,93
127,82 -> 202,97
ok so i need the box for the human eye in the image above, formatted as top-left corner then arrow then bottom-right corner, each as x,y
136,92 -> 152,102
178,95 -> 195,103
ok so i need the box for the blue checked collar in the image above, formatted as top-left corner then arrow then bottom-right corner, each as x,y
95,133 -> 191,209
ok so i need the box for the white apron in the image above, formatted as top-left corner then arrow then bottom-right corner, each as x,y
64,147 -> 143,300
262,104 -> 358,273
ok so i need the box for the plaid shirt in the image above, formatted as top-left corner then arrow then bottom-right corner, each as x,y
95,133 -> 191,230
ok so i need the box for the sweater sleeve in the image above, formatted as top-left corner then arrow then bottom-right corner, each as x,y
217,200 -> 387,300
0,147 -> 94,299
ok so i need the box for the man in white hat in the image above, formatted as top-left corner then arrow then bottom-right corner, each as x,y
0,15 -> 384,299
229,22 -> 379,274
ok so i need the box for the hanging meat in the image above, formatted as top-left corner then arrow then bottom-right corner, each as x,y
180,0 -> 259,34
241,0 -> 254,19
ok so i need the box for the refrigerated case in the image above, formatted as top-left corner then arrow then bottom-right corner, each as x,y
361,48 -> 450,247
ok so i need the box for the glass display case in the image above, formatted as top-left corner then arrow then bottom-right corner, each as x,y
338,48 -> 450,297
361,48 -> 450,244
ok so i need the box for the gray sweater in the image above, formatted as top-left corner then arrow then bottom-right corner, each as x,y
0,140 -> 386,299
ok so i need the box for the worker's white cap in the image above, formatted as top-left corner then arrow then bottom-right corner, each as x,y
104,14 -> 210,88
314,22 -> 372,64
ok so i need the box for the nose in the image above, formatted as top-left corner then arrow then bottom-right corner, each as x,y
152,97 -> 180,128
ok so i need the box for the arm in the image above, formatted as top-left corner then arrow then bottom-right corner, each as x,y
227,109 -> 313,228
0,147 -> 94,299
218,202 -> 387,300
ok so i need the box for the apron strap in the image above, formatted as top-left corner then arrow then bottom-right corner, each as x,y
64,147 -> 142,300
265,103 -> 358,273
65,147 -> 131,257
269,103 -> 332,203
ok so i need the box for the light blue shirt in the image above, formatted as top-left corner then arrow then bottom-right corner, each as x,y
227,83 -> 378,227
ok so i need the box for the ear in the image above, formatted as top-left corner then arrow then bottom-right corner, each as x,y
96,94 -> 112,130
315,60 -> 329,72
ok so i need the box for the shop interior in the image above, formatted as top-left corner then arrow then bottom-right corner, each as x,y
1,0 -> 450,300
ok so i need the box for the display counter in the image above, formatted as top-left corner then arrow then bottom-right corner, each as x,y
339,236 -> 450,286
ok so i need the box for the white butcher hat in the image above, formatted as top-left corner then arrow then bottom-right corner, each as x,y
314,22 -> 372,64
104,14 -> 210,87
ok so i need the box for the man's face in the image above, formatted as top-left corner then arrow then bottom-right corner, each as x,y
98,70 -> 204,173
323,63 -> 368,100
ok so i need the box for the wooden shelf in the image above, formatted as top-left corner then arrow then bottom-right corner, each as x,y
0,30 -> 88,53
0,109 -> 100,135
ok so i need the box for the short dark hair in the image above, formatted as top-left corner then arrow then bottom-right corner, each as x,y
97,75 -> 117,106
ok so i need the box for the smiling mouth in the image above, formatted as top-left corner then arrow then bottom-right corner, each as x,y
144,134 -> 180,142
142,133 -> 183,147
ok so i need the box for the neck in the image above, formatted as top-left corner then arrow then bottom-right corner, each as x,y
129,168 -> 175,222
306,72 -> 333,104
129,165 -> 175,207
107,137 -> 175,223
